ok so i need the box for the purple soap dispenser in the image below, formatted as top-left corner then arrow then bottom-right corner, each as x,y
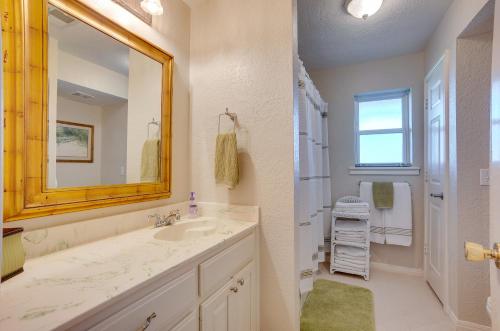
188,192 -> 198,218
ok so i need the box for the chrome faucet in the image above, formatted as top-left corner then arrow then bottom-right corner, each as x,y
148,209 -> 181,228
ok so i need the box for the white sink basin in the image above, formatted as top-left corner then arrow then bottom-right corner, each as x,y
154,217 -> 218,242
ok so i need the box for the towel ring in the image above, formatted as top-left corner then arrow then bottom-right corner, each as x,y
147,118 -> 160,139
218,108 -> 237,134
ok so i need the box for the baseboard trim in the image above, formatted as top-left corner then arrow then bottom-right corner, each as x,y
370,262 -> 424,277
446,306 -> 491,331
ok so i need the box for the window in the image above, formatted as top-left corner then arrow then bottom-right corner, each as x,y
355,89 -> 412,167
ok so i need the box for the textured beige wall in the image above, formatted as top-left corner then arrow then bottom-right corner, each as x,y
455,32 -> 492,327
189,0 -> 298,329
424,0 -> 489,320
126,49 -> 162,183
8,0 -> 191,231
56,97 -> 103,187
310,52 -> 425,269
101,102 -> 128,185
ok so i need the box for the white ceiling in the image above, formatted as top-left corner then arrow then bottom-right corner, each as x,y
298,0 -> 454,69
58,80 -> 128,107
49,5 -> 131,76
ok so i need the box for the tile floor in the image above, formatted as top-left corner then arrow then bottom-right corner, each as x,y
317,263 -> 456,331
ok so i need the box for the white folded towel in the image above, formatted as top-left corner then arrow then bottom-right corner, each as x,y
336,231 -> 366,236
335,220 -> 367,232
333,261 -> 365,271
384,182 -> 412,246
335,232 -> 365,237
360,182 -> 385,244
334,206 -> 370,213
336,232 -> 366,237
335,235 -> 365,240
335,201 -> 369,210
335,245 -> 366,257
335,236 -> 366,243
335,254 -> 366,262
335,235 -> 366,241
334,257 -> 366,267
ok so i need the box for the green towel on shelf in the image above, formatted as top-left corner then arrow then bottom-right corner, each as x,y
372,182 -> 394,209
214,132 -> 239,189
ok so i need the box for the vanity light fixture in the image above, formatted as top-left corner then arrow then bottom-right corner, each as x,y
140,0 -> 164,16
345,0 -> 383,20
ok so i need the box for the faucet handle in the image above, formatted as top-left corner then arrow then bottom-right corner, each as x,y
172,209 -> 181,220
148,213 -> 160,221
148,213 -> 163,227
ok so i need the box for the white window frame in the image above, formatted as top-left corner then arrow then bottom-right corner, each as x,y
354,88 -> 412,167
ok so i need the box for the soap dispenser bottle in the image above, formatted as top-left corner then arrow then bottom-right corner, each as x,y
188,192 -> 198,218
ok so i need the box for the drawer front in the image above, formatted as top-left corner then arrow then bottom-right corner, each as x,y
199,233 -> 255,298
170,311 -> 198,331
91,270 -> 197,331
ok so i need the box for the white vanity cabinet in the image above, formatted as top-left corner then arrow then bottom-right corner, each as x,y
200,262 -> 255,331
86,232 -> 257,331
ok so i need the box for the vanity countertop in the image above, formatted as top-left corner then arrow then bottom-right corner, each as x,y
0,217 -> 257,331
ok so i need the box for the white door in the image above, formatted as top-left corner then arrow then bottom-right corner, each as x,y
489,3 -> 500,328
424,54 -> 448,303
228,262 -> 255,331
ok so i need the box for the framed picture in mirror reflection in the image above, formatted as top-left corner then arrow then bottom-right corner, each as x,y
56,121 -> 94,163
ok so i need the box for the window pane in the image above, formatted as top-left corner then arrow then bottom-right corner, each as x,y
359,98 -> 402,131
359,133 -> 403,164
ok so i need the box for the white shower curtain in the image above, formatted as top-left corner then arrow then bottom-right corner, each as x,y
298,61 -> 332,294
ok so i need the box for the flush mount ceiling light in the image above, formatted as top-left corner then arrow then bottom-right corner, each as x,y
140,0 -> 164,16
345,0 -> 383,20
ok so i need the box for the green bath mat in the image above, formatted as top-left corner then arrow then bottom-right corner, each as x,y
301,279 -> 375,331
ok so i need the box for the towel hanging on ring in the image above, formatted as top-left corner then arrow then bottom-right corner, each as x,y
215,108 -> 239,189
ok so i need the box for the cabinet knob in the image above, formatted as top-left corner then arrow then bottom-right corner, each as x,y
230,286 -> 239,293
237,279 -> 245,286
139,312 -> 157,331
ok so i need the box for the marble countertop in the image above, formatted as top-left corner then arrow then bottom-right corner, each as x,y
0,216 -> 257,331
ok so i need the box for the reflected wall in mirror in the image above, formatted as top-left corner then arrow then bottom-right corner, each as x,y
47,4 -> 163,188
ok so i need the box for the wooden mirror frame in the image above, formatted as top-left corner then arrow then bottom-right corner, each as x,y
2,0 -> 173,222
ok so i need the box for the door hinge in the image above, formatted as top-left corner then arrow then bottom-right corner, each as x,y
425,98 -> 429,111
424,245 -> 429,255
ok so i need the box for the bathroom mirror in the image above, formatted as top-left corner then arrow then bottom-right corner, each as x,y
2,0 -> 173,221
47,4 -> 163,187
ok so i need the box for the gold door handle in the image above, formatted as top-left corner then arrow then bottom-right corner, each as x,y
465,241 -> 500,268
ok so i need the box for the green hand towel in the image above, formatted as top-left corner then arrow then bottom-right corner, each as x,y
141,139 -> 160,183
214,132 -> 239,189
372,182 -> 394,209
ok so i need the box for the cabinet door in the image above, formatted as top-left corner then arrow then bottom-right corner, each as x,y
200,280 -> 234,331
228,262 -> 255,331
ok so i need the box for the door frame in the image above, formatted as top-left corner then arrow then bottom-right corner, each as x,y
423,51 -> 450,309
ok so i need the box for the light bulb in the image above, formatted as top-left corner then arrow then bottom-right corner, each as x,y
140,0 -> 164,16
345,0 -> 383,20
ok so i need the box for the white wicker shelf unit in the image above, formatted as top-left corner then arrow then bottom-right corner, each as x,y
330,198 -> 370,281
